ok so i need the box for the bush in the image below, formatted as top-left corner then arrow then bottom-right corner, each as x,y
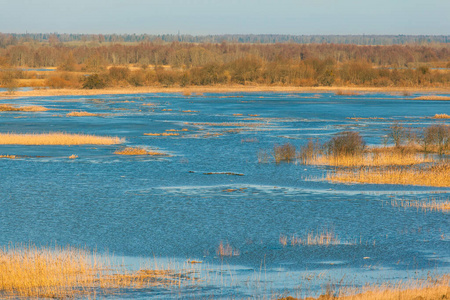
46,72 -> 80,89
325,131 -> 365,157
82,74 -> 106,89
423,125 -> 450,154
108,67 -> 130,82
389,122 -> 405,147
273,143 -> 296,163
299,138 -> 323,163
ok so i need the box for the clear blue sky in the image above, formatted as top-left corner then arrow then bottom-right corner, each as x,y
1,0 -> 449,35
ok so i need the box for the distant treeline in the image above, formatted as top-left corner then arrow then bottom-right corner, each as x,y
1,42 -> 449,68
1,35 -> 450,89
1,33 -> 449,47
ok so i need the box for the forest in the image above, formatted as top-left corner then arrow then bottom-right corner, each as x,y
0,33 -> 449,90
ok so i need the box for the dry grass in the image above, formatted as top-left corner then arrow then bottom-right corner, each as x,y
433,113 -> 450,119
0,155 -> 17,159
286,276 -> 450,300
327,163 -> 450,187
0,132 -> 123,145
114,147 -> 165,156
6,86 -> 450,99
68,154 -> 78,159
0,104 -> 48,112
0,244 -> 186,299
66,111 -> 103,117
390,198 -> 450,212
306,152 -> 433,167
414,95 -> 450,100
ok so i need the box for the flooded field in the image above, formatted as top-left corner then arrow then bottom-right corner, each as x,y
1,92 -> 449,299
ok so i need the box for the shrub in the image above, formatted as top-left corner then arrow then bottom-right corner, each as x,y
325,131 -> 365,157
273,143 -> 296,163
423,125 -> 450,154
46,73 -> 80,89
389,122 -> 405,147
108,67 -> 130,81
299,138 -> 323,163
82,74 -> 106,89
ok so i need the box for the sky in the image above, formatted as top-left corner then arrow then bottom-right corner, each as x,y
1,0 -> 449,35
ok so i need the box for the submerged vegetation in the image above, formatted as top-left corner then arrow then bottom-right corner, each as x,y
390,198 -> 450,213
0,132 -> 123,145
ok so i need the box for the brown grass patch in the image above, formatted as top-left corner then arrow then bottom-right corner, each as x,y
0,132 -> 122,145
414,95 -> 450,100
0,244 -> 187,299
114,147 -> 165,156
0,104 -> 48,112
433,113 -> 450,119
182,110 -> 198,113
0,155 -> 17,159
66,111 -> 103,117
327,163 -> 450,187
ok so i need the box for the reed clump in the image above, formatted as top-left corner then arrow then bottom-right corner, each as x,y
216,241 -> 240,257
0,132 -> 123,145
66,111 -> 103,117
114,146 -> 165,156
0,104 -> 48,112
433,113 -> 450,119
0,244 -> 185,299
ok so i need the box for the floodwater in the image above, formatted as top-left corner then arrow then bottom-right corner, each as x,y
1,92 -> 449,299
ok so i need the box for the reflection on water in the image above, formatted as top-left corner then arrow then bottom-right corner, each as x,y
0,92 -> 449,298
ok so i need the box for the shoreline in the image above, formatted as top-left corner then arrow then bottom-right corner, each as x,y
1,85 -> 449,99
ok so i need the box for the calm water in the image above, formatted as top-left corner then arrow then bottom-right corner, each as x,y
1,92 -> 449,299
